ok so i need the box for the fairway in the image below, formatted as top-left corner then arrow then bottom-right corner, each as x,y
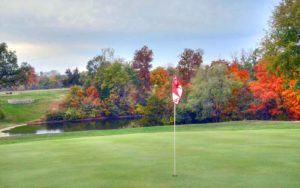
1,122 -> 300,188
0,89 -> 68,128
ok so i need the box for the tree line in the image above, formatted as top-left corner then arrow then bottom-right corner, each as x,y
1,0 -> 299,124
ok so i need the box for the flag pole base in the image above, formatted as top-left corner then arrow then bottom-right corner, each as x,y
172,174 -> 177,177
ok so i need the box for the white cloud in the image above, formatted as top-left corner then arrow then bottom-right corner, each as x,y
6,41 -> 94,72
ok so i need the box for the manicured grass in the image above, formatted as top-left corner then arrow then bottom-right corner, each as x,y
0,121 -> 300,188
0,89 -> 68,128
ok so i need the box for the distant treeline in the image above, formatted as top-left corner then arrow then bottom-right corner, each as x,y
1,0 -> 299,124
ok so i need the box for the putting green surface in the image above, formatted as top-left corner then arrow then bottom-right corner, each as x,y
0,122 -> 300,188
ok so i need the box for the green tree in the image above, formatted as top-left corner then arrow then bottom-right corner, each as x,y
84,48 -> 115,87
97,62 -> 129,99
0,42 -> 19,89
141,93 -> 166,126
63,68 -> 82,87
0,43 -> 36,89
187,63 -> 240,122
17,62 -> 36,87
86,48 -> 115,77
262,0 -> 300,87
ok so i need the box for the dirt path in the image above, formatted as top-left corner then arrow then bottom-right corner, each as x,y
0,124 -> 26,137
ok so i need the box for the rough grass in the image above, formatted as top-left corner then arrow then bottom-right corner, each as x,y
0,121 -> 300,188
0,89 -> 68,128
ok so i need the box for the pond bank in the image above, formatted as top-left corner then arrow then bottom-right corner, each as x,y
28,115 -> 143,125
0,115 -> 143,137
0,124 -> 26,137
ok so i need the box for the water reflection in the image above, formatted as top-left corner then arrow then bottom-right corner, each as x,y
36,129 -> 62,134
5,118 -> 140,136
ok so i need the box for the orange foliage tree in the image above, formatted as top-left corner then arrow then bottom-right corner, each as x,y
222,63 -> 252,120
228,63 -> 249,82
26,69 -> 38,88
282,81 -> 300,119
84,86 -> 102,108
150,67 -> 170,99
248,61 -> 285,118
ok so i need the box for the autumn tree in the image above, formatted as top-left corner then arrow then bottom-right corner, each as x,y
149,67 -> 174,124
282,81 -> 300,119
262,0 -> 300,88
18,62 -> 38,88
232,49 -> 261,80
82,86 -> 102,117
150,67 -> 170,98
210,59 -> 228,67
248,61 -> 285,119
26,68 -> 38,88
94,61 -> 137,117
132,45 -> 153,104
124,64 -> 140,113
16,63 -> 33,86
222,63 -> 253,120
228,63 -> 250,82
177,48 -> 203,84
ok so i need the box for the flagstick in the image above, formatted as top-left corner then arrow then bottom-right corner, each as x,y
173,103 -> 177,176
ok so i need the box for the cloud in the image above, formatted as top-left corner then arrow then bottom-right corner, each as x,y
6,41 -> 96,72
1,0 -> 276,37
0,0 -> 280,72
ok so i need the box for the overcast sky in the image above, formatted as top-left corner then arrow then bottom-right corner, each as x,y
1,0 -> 280,73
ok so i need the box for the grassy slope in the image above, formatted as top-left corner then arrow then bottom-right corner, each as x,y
0,89 -> 68,128
0,121 -> 300,188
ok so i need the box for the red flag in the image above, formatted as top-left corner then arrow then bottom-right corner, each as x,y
172,75 -> 183,104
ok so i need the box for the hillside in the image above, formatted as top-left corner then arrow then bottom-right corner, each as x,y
0,89 -> 68,129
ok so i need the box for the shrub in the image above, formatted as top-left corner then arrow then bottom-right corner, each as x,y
64,108 -> 86,120
46,111 -> 64,121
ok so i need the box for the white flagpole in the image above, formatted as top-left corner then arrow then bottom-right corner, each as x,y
173,103 -> 177,176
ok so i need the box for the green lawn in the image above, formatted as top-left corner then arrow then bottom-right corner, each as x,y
0,89 -> 68,128
0,121 -> 300,188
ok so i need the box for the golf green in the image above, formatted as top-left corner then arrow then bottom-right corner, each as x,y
0,123 -> 300,188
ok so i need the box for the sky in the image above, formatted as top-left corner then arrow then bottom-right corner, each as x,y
1,0 -> 281,73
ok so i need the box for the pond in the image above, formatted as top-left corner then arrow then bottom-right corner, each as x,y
4,118 -> 140,136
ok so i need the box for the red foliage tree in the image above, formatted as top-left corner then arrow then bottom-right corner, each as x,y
177,48 -> 203,85
86,86 -> 99,98
26,68 -> 38,88
84,86 -> 102,108
132,45 -> 153,95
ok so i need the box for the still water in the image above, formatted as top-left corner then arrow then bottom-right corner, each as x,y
4,118 -> 140,136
